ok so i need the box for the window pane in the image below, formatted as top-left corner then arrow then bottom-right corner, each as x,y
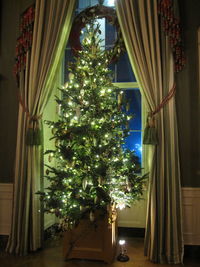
124,89 -> 141,130
91,0 -> 99,6
104,0 -> 115,7
116,52 -> 136,82
105,20 -> 116,47
123,131 -> 142,164
78,0 -> 90,10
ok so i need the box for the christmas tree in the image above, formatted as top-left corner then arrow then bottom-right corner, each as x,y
39,22 -> 147,230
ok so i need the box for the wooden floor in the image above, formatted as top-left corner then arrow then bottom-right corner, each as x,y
0,236 -> 200,267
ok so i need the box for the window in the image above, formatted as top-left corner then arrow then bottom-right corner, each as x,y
63,0 -> 142,165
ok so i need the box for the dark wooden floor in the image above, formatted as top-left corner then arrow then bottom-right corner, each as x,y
0,236 -> 200,267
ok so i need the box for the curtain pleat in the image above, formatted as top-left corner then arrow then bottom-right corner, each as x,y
116,0 -> 183,264
6,0 -> 76,255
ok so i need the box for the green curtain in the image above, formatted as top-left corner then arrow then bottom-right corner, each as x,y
6,0 -> 76,255
116,0 -> 184,264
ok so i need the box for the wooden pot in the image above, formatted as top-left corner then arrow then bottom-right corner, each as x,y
63,210 -> 117,264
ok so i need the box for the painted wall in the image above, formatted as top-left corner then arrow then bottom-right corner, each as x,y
43,85 -> 59,229
176,0 -> 200,187
0,0 -> 33,182
0,0 -> 199,187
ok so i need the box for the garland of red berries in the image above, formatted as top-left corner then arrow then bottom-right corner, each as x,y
14,5 -> 35,83
158,0 -> 186,72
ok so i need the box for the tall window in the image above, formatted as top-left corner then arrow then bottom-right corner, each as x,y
64,0 -> 142,165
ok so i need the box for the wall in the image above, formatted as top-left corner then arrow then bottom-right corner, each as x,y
43,78 -> 61,229
176,0 -> 200,186
0,0 -> 33,183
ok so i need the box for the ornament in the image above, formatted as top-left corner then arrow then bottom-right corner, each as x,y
93,138 -> 97,146
118,93 -> 123,106
98,176 -> 103,185
126,102 -> 130,112
76,106 -> 81,118
82,178 -> 88,190
68,72 -> 74,80
48,154 -> 53,163
94,196 -> 99,204
90,8 -> 95,13
51,128 -> 56,135
55,139 -> 59,146
91,45 -> 97,54
64,82 -> 68,88
89,211 -> 95,222
80,89 -> 84,96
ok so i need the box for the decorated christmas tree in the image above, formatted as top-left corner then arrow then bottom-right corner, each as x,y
39,22 -> 147,230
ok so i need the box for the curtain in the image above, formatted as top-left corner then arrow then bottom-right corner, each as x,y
116,0 -> 183,264
6,0 -> 76,255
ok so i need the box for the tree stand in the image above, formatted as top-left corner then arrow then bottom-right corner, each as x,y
63,211 -> 117,264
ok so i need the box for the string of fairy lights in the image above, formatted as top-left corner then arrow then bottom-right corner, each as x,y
38,22 -> 147,229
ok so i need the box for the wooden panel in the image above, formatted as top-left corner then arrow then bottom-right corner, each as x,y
0,183 -> 13,235
117,192 -> 147,228
182,187 -> 200,245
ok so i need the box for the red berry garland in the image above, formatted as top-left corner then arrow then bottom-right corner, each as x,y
158,0 -> 186,72
14,5 -> 35,83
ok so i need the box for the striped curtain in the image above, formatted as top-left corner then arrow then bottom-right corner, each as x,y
6,0 -> 76,255
115,0 -> 184,264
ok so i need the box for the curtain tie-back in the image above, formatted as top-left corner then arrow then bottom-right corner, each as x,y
18,91 -> 42,146
26,114 -> 43,146
143,83 -> 176,145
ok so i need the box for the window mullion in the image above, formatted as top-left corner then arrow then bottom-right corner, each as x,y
112,82 -> 139,89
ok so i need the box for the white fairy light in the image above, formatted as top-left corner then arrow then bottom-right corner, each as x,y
117,202 -> 125,210
119,240 -> 125,245
87,38 -> 91,44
